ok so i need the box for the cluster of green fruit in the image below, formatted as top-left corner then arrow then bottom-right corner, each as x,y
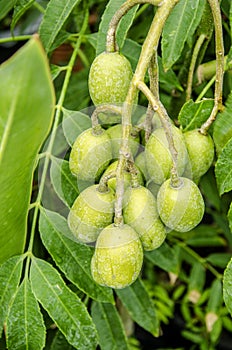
67,51 -> 215,289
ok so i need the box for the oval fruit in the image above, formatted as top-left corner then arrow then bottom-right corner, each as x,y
157,177 -> 205,232
68,185 -> 115,243
123,186 -> 166,251
183,129 -> 214,180
91,224 -> 143,289
145,125 -> 188,184
69,127 -> 112,186
88,51 -> 133,106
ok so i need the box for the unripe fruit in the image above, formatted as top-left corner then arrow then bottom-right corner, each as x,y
68,185 -> 115,243
91,224 -> 143,289
135,152 -> 149,181
106,124 -> 140,159
146,125 -> 188,184
69,127 -> 112,184
157,177 -> 205,232
101,160 -> 143,191
88,52 -> 133,105
123,186 -> 166,251
183,129 -> 214,180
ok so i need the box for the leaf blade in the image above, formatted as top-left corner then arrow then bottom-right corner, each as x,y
215,137 -> 232,195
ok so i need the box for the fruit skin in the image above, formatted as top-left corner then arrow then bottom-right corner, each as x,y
69,127 -> 112,184
91,224 -> 143,289
145,125 -> 188,184
123,186 -> 166,251
100,160 -> 143,191
106,124 -> 140,159
68,185 -> 115,243
157,177 -> 205,232
183,129 -> 214,180
88,51 -> 133,106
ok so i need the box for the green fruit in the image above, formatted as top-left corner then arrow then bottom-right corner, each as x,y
146,125 -> 188,184
101,160 -> 143,191
69,127 -> 112,184
91,224 -> 143,289
157,177 -> 205,232
106,124 -> 140,159
183,129 -> 214,180
68,185 -> 115,243
88,52 -> 133,106
135,152 -> 149,181
123,186 -> 166,251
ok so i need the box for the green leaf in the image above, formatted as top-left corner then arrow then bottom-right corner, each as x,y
213,91 -> 232,154
215,137 -> 232,195
91,302 -> 129,350
207,279 -> 222,314
162,0 -> 205,70
11,0 -> 35,33
62,108 -> 91,146
30,257 -> 98,350
0,0 -> 17,20
39,0 -> 81,52
188,262 -> 205,293
39,208 -> 114,303
206,253 -> 231,269
223,257 -> 232,316
50,156 -> 79,208
0,255 -> 24,333
0,38 -> 55,264
6,278 -> 46,350
96,0 -> 138,55
178,99 -> 214,131
228,202 -> 232,233
116,278 -> 159,337
50,330 -> 75,350
145,242 -> 179,274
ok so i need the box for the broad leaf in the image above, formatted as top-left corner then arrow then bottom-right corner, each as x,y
11,0 -> 35,33
0,38 -> 55,264
0,0 -> 17,20
50,156 -> 79,208
30,257 -> 98,350
6,278 -> 46,350
228,202 -> 232,233
39,209 -> 114,303
178,99 -> 214,131
215,137 -> 232,195
0,255 -> 24,333
223,258 -> 232,316
162,0 -> 205,70
62,108 -> 91,146
96,0 -> 138,55
145,242 -> 179,274
39,0 -> 82,52
116,278 -> 159,337
91,302 -> 129,350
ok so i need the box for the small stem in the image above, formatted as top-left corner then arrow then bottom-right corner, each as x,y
186,34 -> 206,101
0,35 -> 32,44
33,1 -> 46,13
98,170 -> 116,192
200,0 -> 224,134
195,76 -> 216,102
126,160 -> 140,187
91,104 -> 122,129
106,0 -> 164,52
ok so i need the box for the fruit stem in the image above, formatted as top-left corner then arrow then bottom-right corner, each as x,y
91,104 -> 122,128
126,160 -> 140,188
98,170 -> 116,192
200,0 -> 224,135
106,0 -> 164,52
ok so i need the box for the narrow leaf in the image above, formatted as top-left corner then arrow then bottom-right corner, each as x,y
0,255 -> 24,332
116,278 -> 159,337
30,257 -> 98,350
91,302 -> 129,350
0,0 -> 17,20
215,137 -> 232,195
6,278 -> 46,350
162,0 -> 205,70
62,108 -> 91,146
178,99 -> 214,131
228,202 -> 232,233
96,0 -> 138,55
145,242 -> 179,274
39,209 -> 114,303
11,0 -> 35,33
223,257 -> 232,316
0,37 -> 55,264
50,330 -> 75,350
50,156 -> 79,208
39,0 -> 81,52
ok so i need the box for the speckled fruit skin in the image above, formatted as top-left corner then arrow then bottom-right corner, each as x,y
88,52 -> 133,105
157,177 -> 205,232
106,124 -> 140,159
69,128 -> 112,182
68,185 -> 115,243
101,160 -> 143,191
123,186 -> 166,251
91,224 -> 143,289
145,125 -> 188,185
183,129 -> 214,180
